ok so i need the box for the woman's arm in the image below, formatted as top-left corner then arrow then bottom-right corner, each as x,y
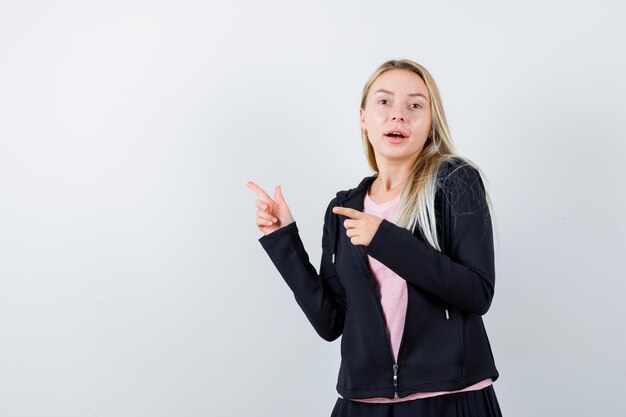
365,164 -> 495,315
258,197 -> 347,341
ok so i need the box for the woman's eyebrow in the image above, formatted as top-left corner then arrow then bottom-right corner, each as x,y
374,88 -> 428,100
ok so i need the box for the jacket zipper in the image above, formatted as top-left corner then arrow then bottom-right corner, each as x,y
393,364 -> 399,398
334,197 -> 402,399
366,253 -> 402,399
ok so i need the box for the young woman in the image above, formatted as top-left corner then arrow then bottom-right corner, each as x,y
247,59 -> 503,416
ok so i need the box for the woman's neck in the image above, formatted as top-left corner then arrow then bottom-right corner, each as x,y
368,175 -> 407,204
371,172 -> 409,193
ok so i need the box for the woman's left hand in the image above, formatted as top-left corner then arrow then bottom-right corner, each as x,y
332,206 -> 383,247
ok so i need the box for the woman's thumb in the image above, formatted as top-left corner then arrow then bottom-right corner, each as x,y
275,185 -> 285,204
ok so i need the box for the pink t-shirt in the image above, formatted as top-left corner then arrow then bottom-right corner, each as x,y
339,191 -> 492,403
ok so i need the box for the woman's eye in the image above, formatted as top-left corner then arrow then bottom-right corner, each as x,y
411,103 -> 421,109
378,99 -> 389,105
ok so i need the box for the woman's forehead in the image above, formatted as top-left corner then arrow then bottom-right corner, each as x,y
371,70 -> 429,100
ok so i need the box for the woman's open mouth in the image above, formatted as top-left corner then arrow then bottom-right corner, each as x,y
384,131 -> 408,144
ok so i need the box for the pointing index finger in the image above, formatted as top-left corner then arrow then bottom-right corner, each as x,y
333,206 -> 362,219
246,181 -> 274,204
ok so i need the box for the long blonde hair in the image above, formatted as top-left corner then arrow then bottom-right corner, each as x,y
360,59 -> 497,252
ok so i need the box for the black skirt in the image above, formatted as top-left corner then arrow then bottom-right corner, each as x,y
330,385 -> 503,417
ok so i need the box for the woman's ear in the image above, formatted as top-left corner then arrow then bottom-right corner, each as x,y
359,107 -> 366,130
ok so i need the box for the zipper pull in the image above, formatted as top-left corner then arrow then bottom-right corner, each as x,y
332,252 -> 336,263
445,308 -> 450,320
393,364 -> 398,398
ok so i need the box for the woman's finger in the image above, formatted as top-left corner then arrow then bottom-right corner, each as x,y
247,181 -> 274,204
333,206 -> 363,219
257,218 -> 274,227
256,198 -> 274,213
274,184 -> 286,204
255,199 -> 266,210
256,208 -> 278,223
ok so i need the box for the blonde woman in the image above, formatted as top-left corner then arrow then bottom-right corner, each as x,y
247,59 -> 503,416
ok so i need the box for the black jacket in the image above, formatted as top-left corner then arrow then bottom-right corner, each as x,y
258,158 -> 499,400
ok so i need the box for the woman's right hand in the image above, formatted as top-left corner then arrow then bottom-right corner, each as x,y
246,181 -> 295,235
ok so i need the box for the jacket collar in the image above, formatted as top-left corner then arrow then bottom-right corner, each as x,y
335,173 -> 378,205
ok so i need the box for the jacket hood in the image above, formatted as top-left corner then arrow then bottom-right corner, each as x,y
335,173 -> 378,205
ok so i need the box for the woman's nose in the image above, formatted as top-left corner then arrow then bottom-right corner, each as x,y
392,106 -> 407,121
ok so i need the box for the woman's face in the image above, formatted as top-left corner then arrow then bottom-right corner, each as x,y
360,69 -> 432,164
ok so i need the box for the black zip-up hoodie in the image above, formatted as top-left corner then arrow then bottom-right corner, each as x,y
258,157 -> 499,400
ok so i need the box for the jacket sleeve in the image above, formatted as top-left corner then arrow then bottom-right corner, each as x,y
365,164 -> 496,315
258,197 -> 347,341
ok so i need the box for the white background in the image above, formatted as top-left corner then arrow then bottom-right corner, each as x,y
1,1 -> 624,416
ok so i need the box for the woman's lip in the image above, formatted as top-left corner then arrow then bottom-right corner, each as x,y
385,129 -> 409,137
385,135 -> 406,144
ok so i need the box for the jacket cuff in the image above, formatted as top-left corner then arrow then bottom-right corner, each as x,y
367,218 -> 391,255
258,221 -> 298,248
366,218 -> 435,265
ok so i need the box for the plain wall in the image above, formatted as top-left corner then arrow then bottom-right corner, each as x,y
0,1 -> 624,416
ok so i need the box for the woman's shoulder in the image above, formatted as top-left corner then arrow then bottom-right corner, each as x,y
438,155 -> 480,179
437,156 -> 483,190
436,156 -> 488,213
